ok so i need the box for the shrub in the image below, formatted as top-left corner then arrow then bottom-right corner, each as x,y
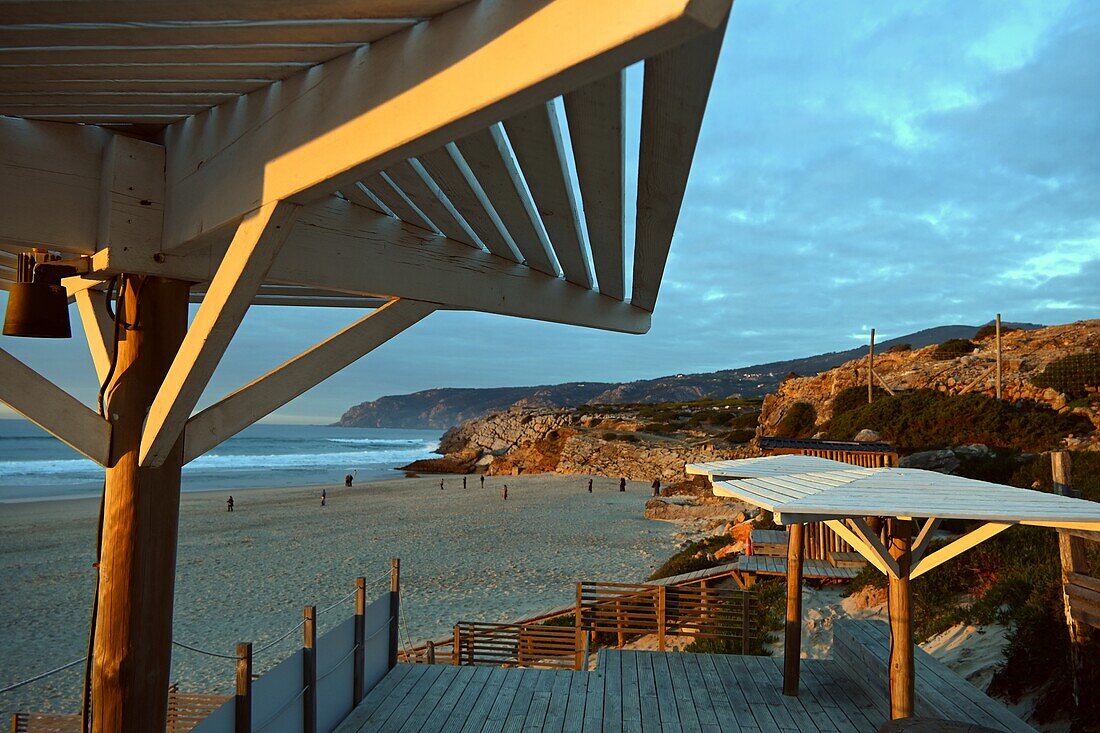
728,411 -> 761,429
772,402 -> 816,438
826,389 -> 1093,453
932,338 -> 976,360
886,343 -> 912,353
1031,351 -> 1100,400
974,324 -> 1017,341
648,536 -> 731,580
717,428 -> 756,444
831,385 -> 888,417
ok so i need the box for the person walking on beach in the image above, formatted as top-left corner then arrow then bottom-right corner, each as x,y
619,477 -> 626,493
321,489 -> 327,507
345,474 -> 353,487
227,495 -> 234,512
502,484 -> 508,501
587,478 -> 593,493
480,474 -> 485,489
463,476 -> 467,489
651,478 -> 660,497
440,478 -> 445,490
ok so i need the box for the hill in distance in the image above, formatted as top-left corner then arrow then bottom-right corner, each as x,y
336,322 -> 1040,429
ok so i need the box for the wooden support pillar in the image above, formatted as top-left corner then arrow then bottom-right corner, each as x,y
235,643 -> 252,733
1054,452 -> 1088,705
452,625 -> 461,666
657,586 -> 667,652
353,577 -> 366,703
389,558 -> 401,670
995,314 -> 1002,400
303,606 -> 317,733
887,518 -> 914,719
92,276 -> 190,733
783,523 -> 805,696
868,328 -> 875,404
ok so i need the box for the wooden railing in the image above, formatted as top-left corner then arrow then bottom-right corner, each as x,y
576,582 -> 757,653
451,622 -> 581,670
1066,572 -> 1100,629
10,691 -> 230,733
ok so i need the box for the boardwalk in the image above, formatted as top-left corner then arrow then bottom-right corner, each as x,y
737,555 -> 861,581
336,651 -> 889,732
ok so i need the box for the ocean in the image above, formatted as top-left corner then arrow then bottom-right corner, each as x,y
0,420 -> 442,502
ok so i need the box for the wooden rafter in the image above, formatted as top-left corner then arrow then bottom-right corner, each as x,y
824,519 -> 897,577
74,289 -> 115,383
184,298 -> 435,462
139,201 -> 300,467
0,347 -> 111,466
911,518 -> 942,564
160,0 -> 731,250
910,523 -> 1013,580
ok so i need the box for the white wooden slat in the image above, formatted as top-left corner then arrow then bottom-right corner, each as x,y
359,172 -> 436,232
339,182 -> 391,217
0,44 -> 365,65
632,12 -> 727,311
455,127 -> 558,277
0,347 -> 111,466
381,160 -> 478,247
416,145 -> 520,262
0,63 -> 312,83
687,455 -> 854,478
0,92 -> 240,106
0,1 -> 469,23
74,288 -> 115,384
503,100 -> 592,288
183,298 -> 435,462
0,79 -> 269,93
910,523 -> 1014,579
161,0 -> 731,250
0,20 -> 413,47
139,201 -> 300,467
2,103 -> 210,116
564,69 -> 625,300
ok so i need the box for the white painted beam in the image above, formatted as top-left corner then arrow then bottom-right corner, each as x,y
910,523 -> 1013,580
74,289 -> 115,384
139,201 -> 300,467
0,347 -> 111,466
162,0 -> 731,250
632,12 -> 727,311
183,298 -> 435,463
824,519 -> 894,577
911,518 -> 942,564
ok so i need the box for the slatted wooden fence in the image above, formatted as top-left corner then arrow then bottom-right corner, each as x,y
1066,571 -> 1100,628
575,582 -> 757,653
450,622 -> 580,670
10,691 -> 230,733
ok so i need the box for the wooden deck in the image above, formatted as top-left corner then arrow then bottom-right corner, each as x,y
336,650 -> 890,732
737,555 -> 861,581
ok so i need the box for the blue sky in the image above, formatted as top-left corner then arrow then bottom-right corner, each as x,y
2,0 -> 1098,424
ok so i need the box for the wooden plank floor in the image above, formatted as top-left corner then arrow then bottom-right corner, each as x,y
736,556 -> 861,580
334,652 -> 888,733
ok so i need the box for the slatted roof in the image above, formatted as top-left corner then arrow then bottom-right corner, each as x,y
686,456 -> 1100,530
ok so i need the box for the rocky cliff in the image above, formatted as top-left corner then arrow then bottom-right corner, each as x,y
759,319 -> 1100,449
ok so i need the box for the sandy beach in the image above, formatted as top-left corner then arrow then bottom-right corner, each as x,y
0,473 -> 677,713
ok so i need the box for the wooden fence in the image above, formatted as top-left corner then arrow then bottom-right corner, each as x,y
451,622 -> 581,670
10,691 -> 230,733
576,582 -> 757,654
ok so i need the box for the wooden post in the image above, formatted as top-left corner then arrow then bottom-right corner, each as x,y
783,523 -> 805,696
1054,452 -> 1088,705
426,640 -> 436,665
353,577 -> 366,704
995,314 -> 1002,400
389,558 -> 400,669
303,606 -> 317,733
452,625 -> 460,666
92,276 -> 190,733
741,590 -> 751,654
887,518 -> 914,719
235,643 -> 252,733
657,585 -> 667,652
868,328 -> 875,404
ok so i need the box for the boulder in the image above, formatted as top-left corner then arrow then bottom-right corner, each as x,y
853,429 -> 883,442
899,449 -> 960,474
953,444 -> 991,458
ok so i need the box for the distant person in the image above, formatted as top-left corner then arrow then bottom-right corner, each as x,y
619,477 -> 627,493
587,478 -> 593,493
440,479 -> 445,490
480,474 -> 485,488
321,489 -> 327,507
227,495 -> 234,512
651,478 -> 660,496
502,485 -> 508,501
463,476 -> 467,489
345,474 -> 353,487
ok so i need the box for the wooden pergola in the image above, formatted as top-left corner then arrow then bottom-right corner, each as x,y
687,454 -> 1100,721
0,2 -> 732,730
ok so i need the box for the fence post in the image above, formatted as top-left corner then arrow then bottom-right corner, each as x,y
389,558 -> 400,670
354,576 -> 366,704
995,313 -> 1002,400
426,640 -> 436,665
657,586 -> 667,653
235,642 -> 252,733
741,591 -> 751,654
574,583 -> 584,669
1054,452 -> 1087,705
303,605 -> 317,733
452,625 -> 460,666
868,328 -> 875,404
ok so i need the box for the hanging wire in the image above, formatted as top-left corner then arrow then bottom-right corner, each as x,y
0,656 -> 86,694
170,640 -> 242,660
